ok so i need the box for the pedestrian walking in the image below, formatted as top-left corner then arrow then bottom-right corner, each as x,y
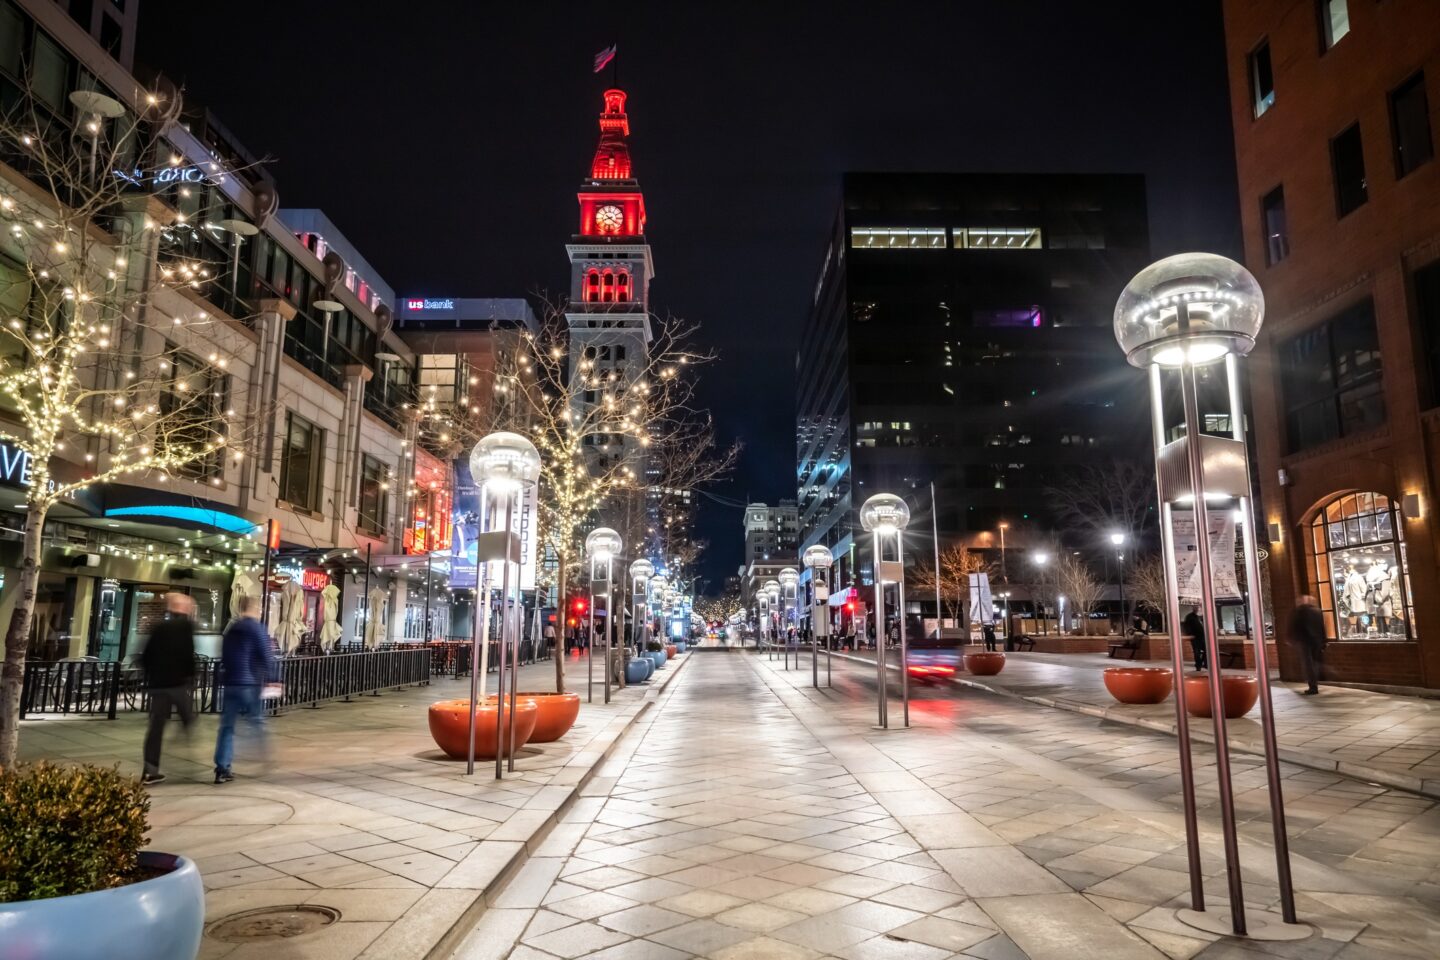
1290,594 -> 1327,695
1182,606 -> 1207,671
140,592 -> 197,785
214,594 -> 276,784
982,622 -> 997,652
543,620 -> 556,658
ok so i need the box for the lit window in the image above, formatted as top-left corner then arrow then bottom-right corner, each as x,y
1251,41 -> 1275,117
1261,186 -> 1289,265
1319,0 -> 1349,50
850,227 -> 946,249
955,227 -> 1042,250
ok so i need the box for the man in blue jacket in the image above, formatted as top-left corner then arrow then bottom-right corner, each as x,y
213,594 -> 276,784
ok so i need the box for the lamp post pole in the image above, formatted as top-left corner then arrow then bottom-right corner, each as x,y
803,545 -> 833,689
1118,253 -> 1300,938
1033,553 -> 1048,636
1110,532 -> 1127,631
930,481 -> 943,638
861,493 -> 911,729
586,528 -> 622,706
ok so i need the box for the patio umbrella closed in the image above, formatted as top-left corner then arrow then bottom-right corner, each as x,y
273,580 -> 306,655
319,583 -> 343,652
365,586 -> 387,650
229,571 -> 258,619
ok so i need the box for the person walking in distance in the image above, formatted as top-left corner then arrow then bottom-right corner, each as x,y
1291,594 -> 1327,695
1182,606 -> 1207,671
982,621 -> 998,652
214,595 -> 276,784
140,593 -> 197,785
543,620 -> 556,658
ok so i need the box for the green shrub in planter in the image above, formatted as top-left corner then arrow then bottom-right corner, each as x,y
645,639 -> 663,652
0,762 -> 149,902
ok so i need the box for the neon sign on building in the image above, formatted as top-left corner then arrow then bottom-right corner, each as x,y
405,448 -> 453,555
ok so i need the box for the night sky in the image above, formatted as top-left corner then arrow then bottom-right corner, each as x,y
137,0 -> 1241,591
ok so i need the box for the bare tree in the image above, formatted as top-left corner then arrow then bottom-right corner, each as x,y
1044,459 -> 1156,547
1054,553 -> 1105,636
0,83 -> 265,766
1127,553 -> 1169,631
908,542 -> 991,624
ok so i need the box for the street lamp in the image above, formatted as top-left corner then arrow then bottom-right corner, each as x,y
778,567 -> 799,669
1110,532 -> 1128,630
1031,551 -> 1049,636
803,544 -> 834,688
585,527 -> 622,705
754,588 -> 768,649
860,492 -> 911,729
629,558 -> 654,657
763,579 -> 781,657
468,431 -> 540,778
1116,252 -> 1297,937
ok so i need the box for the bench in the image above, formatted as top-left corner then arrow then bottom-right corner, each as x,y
1008,634 -> 1037,652
1109,632 -> 1145,660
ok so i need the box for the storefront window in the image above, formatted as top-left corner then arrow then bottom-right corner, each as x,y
1309,492 -> 1414,641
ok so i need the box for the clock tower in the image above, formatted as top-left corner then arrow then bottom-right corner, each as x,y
566,87 -> 655,473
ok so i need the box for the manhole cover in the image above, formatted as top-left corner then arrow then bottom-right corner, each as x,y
207,905 -> 340,942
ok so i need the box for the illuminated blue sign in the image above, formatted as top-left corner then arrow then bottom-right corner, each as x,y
104,506 -> 262,535
404,298 -> 456,311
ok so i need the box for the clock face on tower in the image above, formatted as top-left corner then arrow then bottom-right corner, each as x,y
595,204 -> 624,234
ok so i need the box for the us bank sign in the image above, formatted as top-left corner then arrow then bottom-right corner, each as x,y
405,298 -> 456,311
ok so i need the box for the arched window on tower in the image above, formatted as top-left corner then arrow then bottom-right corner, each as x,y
616,270 -> 631,302
602,271 -> 615,303
585,269 -> 601,303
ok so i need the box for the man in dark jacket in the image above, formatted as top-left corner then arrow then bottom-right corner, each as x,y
140,593 -> 197,785
1291,594 -> 1327,695
213,595 -> 275,784
1182,607 -> 1207,671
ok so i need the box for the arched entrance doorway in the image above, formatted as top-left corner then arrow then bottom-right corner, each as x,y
1307,492 -> 1414,641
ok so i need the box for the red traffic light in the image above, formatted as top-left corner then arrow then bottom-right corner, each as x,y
844,601 -> 856,613
573,598 -> 587,613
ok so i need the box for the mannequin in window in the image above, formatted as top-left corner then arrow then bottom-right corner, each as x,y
1368,559 -> 1394,636
1340,562 -> 1369,638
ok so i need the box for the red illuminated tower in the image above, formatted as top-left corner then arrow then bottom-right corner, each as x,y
566,87 -> 654,468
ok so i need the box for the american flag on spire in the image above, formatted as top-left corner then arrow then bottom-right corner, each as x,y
593,44 -> 617,73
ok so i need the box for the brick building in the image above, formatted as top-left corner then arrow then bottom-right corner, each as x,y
1223,0 -> 1440,687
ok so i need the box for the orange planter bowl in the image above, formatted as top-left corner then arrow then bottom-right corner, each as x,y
964,651 -> 1006,676
1182,672 -> 1259,719
1103,666 -> 1174,704
498,691 -> 580,743
665,644 -> 678,659
428,698 -> 539,760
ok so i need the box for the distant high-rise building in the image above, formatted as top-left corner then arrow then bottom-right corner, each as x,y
744,501 -> 799,566
1222,0 -> 1440,689
796,173 -> 1151,617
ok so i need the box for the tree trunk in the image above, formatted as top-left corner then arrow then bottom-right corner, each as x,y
553,555 -> 567,694
0,505 -> 47,769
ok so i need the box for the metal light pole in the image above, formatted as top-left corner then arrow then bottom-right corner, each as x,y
763,579 -> 781,659
861,493 -> 911,729
803,545 -> 833,688
586,528 -> 622,705
754,589 -> 767,650
1116,252 -> 1300,939
1110,532 -> 1127,630
466,431 -> 540,779
1032,552 -> 1049,636
629,558 -> 653,659
998,521 -> 1009,640
779,567 -> 799,669
930,482 -> 943,637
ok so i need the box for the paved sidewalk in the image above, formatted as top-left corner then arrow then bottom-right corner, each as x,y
833,648 -> 1440,799
17,651 -> 691,960
453,650 -> 1439,960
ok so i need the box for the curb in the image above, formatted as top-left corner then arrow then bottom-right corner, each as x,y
422,650 -> 694,960
827,651 -> 1440,801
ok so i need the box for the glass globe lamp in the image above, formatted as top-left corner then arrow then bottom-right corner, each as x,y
763,579 -> 781,602
470,431 -> 541,491
778,567 -> 799,589
629,558 -> 654,582
802,545 -> 834,571
1113,253 -> 1264,368
860,493 -> 911,535
585,527 -> 622,562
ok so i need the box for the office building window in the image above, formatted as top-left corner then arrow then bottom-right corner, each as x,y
357,454 -> 387,534
1414,259 -> 1440,408
1261,185 -> 1289,265
158,348 -> 226,479
1250,41 -> 1275,117
954,227 -> 1043,250
850,227 -> 946,250
1280,298 -> 1384,452
1319,0 -> 1350,50
1331,123 -> 1368,216
1390,72 -> 1433,179
279,412 -> 325,512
